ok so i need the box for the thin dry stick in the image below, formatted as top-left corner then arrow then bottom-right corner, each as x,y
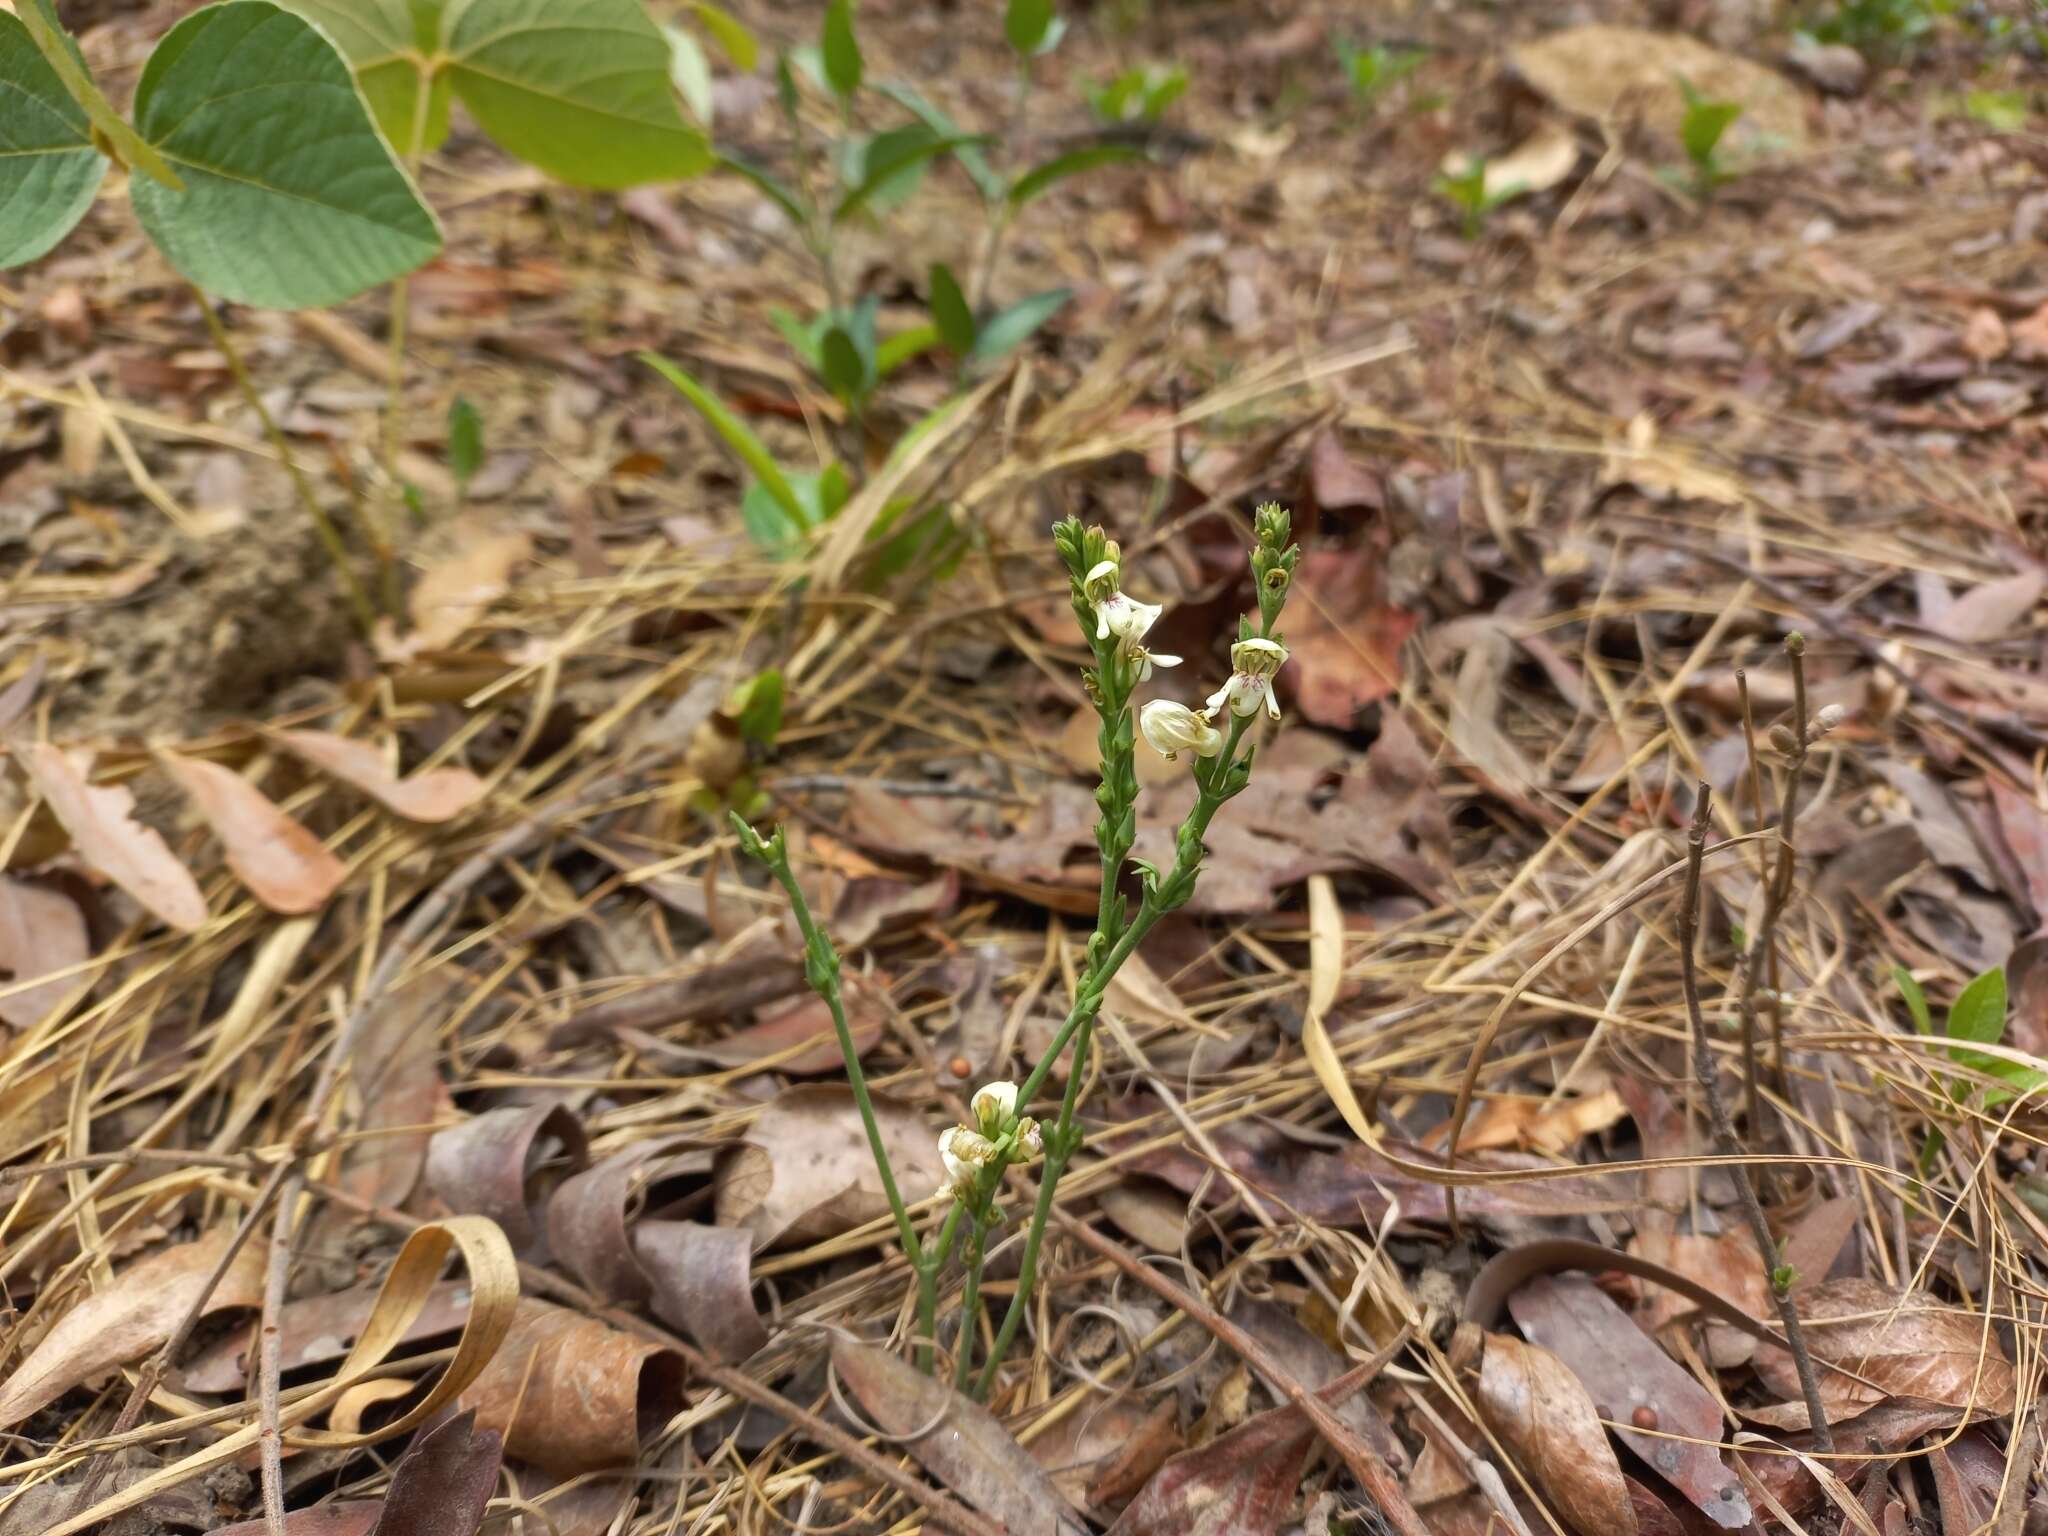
1054,1208 -> 1433,1536
1679,782 -> 1834,1452
1735,667 -> 1766,1128
193,287 -> 375,634
1740,633 -> 1812,1109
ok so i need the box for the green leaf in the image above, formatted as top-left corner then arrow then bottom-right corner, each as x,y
927,262 -> 976,356
1089,62 -> 1187,123
641,351 -> 806,531
836,124 -> 939,216
665,22 -> 713,124
814,462 -> 851,521
741,481 -> 805,548
875,82 -> 1003,201
1006,143 -> 1140,208
862,497 -> 963,584
1679,93 -> 1742,167
1894,964 -> 1933,1036
0,13 -> 107,268
969,287 -> 1070,364
15,0 -> 179,189
821,324 -> 867,403
130,2 -> 441,309
717,151 -> 808,226
729,668 -> 783,746
822,0 -> 861,99
692,0 -> 757,70
281,0 -> 451,158
875,323 -> 938,379
834,130 -> 984,222
1946,966 -> 2008,1046
1004,0 -> 1053,55
769,306 -> 826,373
447,395 -> 483,489
441,0 -> 710,188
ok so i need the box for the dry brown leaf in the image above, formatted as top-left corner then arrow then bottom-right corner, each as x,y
714,1084 -> 946,1249
21,744 -> 208,932
1284,547 -> 1417,726
1627,1226 -> 1772,1367
1431,1087 -> 1628,1156
832,1335 -> 1090,1535
335,973 -> 450,1211
212,1509 -> 382,1536
0,875 -> 88,1029
405,520 -> 531,654
1475,1329 -> 1638,1536
1108,1394 -> 1317,1536
1600,412 -> 1746,506
156,750 -> 346,915
275,730 -> 487,823
372,1409 -> 503,1536
1750,1278 -> 2018,1425
1475,122 -> 1581,201
1302,873 -> 1376,1144
458,1299 -> 683,1475
1927,568 -> 2043,645
0,1227 -> 266,1427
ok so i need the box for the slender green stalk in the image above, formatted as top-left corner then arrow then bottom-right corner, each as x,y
953,1192 -> 995,1389
193,288 -> 375,636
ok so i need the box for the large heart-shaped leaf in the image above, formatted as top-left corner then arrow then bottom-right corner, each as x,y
441,0 -> 707,187
130,1 -> 442,309
284,0 -> 452,158
0,13 -> 107,267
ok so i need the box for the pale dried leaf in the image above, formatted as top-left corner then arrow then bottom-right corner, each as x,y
21,744 -> 208,932
0,875 -> 88,1029
0,1228 -> 266,1427
157,750 -> 346,915
1303,874 -> 1375,1143
1480,122 -> 1581,200
1928,568 -> 2043,645
276,730 -> 486,823
405,522 -> 531,654
1475,1330 -> 1638,1536
714,1084 -> 946,1249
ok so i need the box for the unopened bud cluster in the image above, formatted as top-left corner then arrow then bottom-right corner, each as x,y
939,1080 -> 1043,1197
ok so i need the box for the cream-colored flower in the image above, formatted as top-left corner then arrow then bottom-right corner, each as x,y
972,1080 -> 1019,1137
1085,558 -> 1163,647
1014,1117 -> 1044,1161
1206,637 -> 1287,720
1140,699 -> 1223,762
1124,642 -> 1180,683
939,1125 -> 997,1193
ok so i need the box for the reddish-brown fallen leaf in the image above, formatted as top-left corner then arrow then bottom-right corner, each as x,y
424,1103 -> 589,1255
274,730 -> 487,823
20,744 -> 207,932
1626,1227 -> 1771,1367
1474,1329 -> 1638,1536
1283,547 -> 1417,726
669,972 -> 888,1074
633,1221 -> 768,1363
0,1227 -> 266,1426
1928,1428 -> 2007,1536
1507,1274 -> 1749,1528
1736,1400 -> 1959,1521
458,1299 -> 683,1475
373,1410 -> 502,1536
157,750 -> 346,915
714,1084 -> 946,1249
1108,1396 -> 1317,1536
831,1335 -> 1091,1536
0,875 -> 88,1029
334,973 -> 450,1211
1750,1278 -> 2018,1425
213,1508 -> 382,1536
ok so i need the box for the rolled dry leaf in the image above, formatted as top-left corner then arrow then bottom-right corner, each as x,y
175,1277 -> 477,1395
425,1103 -> 589,1255
634,1220 -> 768,1363
273,729 -> 486,823
458,1299 -> 684,1475
156,749 -> 346,915
545,1139 -> 695,1304
21,743 -> 208,932
0,1227 -> 266,1427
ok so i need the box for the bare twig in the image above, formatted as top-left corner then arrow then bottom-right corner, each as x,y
1738,633 -> 1811,1111
1679,781 -> 1834,1452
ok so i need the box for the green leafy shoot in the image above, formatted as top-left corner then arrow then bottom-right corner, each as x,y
447,396 -> 484,493
1893,964 -> 1933,1035
970,288 -> 1070,365
822,0 -> 862,100
729,668 -> 784,748
641,352 -> 807,533
1433,156 -> 1512,239
928,262 -> 978,357
1678,76 -> 1743,193
1088,62 -> 1188,124
1336,39 -> 1426,109
1959,88 -> 2031,132
692,0 -> 758,70
1801,0 -> 1938,58
1007,144 -> 1141,208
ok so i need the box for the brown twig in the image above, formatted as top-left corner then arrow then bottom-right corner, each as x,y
1679,781 -> 1834,1452
1053,1208 -> 1433,1536
1734,667 -> 1766,1127
1738,633 -> 1811,1111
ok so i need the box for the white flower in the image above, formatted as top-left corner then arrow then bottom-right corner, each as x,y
1084,557 -> 1163,647
940,1125 -> 997,1193
1140,699 -> 1223,761
1082,558 -> 1121,604
1124,643 -> 1180,682
972,1080 -> 1019,1136
1206,637 -> 1288,721
1014,1117 -> 1044,1162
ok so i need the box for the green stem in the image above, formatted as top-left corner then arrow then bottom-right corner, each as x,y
953,1193 -> 995,1389
915,1199 -> 965,1374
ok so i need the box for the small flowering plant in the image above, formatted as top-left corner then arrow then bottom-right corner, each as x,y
731,504 -> 1299,1394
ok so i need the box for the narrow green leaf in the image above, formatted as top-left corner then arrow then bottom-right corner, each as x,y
281,0 -> 450,158
769,307 -> 826,373
1004,0 -> 1053,56
927,262 -> 976,356
130,1 -> 442,309
717,152 -> 809,226
1681,99 -> 1741,168
834,131 -> 985,222
969,287 -> 1070,364
775,50 -> 800,119
815,463 -> 851,521
730,668 -> 783,746
822,0 -> 861,99
821,325 -> 867,403
641,351 -> 806,529
875,82 -> 1003,201
692,0 -> 758,70
863,497 -> 962,584
1946,966 -> 2008,1046
1894,964 -> 1933,1036
836,124 -> 938,216
444,0 -> 710,188
0,12 -> 107,269
665,22 -> 714,125
447,396 -> 484,489
15,0 -> 179,189
1006,143 -> 1140,208
876,323 -> 939,379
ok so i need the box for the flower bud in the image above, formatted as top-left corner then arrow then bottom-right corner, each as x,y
1140,699 -> 1224,762
972,1080 -> 1019,1137
1013,1116 -> 1044,1162
939,1125 -> 998,1193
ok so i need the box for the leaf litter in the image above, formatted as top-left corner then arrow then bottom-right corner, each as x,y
3,0 -> 2048,1532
